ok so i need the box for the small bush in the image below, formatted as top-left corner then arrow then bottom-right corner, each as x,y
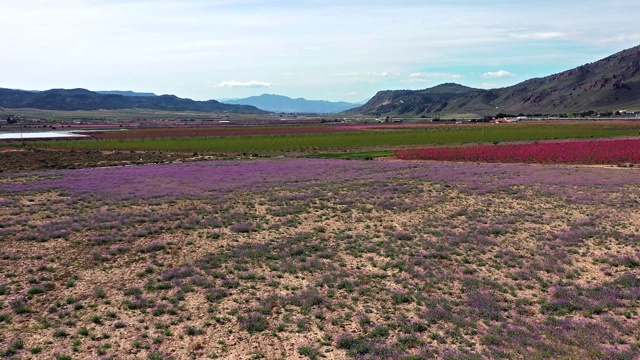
298,344 -> 322,359
206,288 -> 229,302
94,287 -> 107,298
393,230 -> 413,241
185,326 -> 199,336
2,338 -> 24,357
53,329 -> 69,338
336,334 -> 374,356
240,313 -> 268,334
139,241 -> 166,253
230,222 -> 255,233
9,297 -> 30,314
391,292 -> 413,304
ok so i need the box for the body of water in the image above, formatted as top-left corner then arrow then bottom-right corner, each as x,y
0,131 -> 88,140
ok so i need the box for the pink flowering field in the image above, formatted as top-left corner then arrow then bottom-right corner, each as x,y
395,139 -> 640,165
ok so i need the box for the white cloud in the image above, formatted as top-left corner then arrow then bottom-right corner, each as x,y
404,71 -> 464,84
403,78 -> 430,84
213,80 -> 272,88
367,72 -> 390,77
410,72 -> 463,79
482,70 -> 516,78
510,32 -> 571,40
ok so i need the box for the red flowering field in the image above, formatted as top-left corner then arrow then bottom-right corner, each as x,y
395,139 -> 640,165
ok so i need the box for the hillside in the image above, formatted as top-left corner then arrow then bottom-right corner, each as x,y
352,83 -> 485,115
97,90 -> 158,97
351,44 -> 640,116
0,88 -> 267,113
223,94 -> 359,113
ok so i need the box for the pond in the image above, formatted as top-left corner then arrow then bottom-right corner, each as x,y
0,131 -> 88,139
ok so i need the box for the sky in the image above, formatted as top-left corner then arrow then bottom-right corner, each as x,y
2,1 -> 640,103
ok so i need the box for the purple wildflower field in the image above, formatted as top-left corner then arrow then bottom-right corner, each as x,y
0,158 -> 639,359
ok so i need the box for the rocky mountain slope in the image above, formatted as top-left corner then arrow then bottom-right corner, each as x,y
0,88 -> 267,113
351,44 -> 640,116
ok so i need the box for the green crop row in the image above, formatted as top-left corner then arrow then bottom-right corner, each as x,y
32,122 -> 640,153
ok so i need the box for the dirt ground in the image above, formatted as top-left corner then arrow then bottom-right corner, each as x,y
0,147 -> 233,173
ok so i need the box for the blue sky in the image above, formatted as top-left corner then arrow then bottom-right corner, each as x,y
2,0 -> 640,102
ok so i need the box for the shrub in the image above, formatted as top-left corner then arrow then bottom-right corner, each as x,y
53,329 -> 69,338
139,241 -> 166,253
2,338 -> 24,357
94,287 -> 107,298
185,326 -> 200,336
391,292 -> 413,304
230,222 -> 255,233
240,313 -> 268,334
336,334 -> 376,356
206,288 -> 229,302
393,230 -> 413,241
468,291 -> 504,321
298,345 -> 322,359
9,297 -> 30,314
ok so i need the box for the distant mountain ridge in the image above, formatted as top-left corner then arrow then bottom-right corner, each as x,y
97,90 -> 157,97
223,94 -> 360,113
0,88 -> 266,113
351,44 -> 640,116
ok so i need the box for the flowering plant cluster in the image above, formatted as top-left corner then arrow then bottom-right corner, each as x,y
395,139 -> 640,164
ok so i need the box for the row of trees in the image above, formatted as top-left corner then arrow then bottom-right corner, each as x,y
5,115 -> 20,124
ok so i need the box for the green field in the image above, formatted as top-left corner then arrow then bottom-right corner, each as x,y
0,108 -> 259,122
29,122 -> 640,153
311,151 -> 395,159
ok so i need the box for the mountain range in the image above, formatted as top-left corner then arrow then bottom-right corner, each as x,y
1,45 -> 639,116
221,94 -> 361,113
351,44 -> 640,116
0,88 -> 267,114
97,90 -> 158,97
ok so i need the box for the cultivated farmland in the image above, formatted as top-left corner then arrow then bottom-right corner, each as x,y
395,139 -> 640,165
31,122 -> 640,154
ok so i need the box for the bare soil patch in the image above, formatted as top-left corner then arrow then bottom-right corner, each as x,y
0,147 -> 230,173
